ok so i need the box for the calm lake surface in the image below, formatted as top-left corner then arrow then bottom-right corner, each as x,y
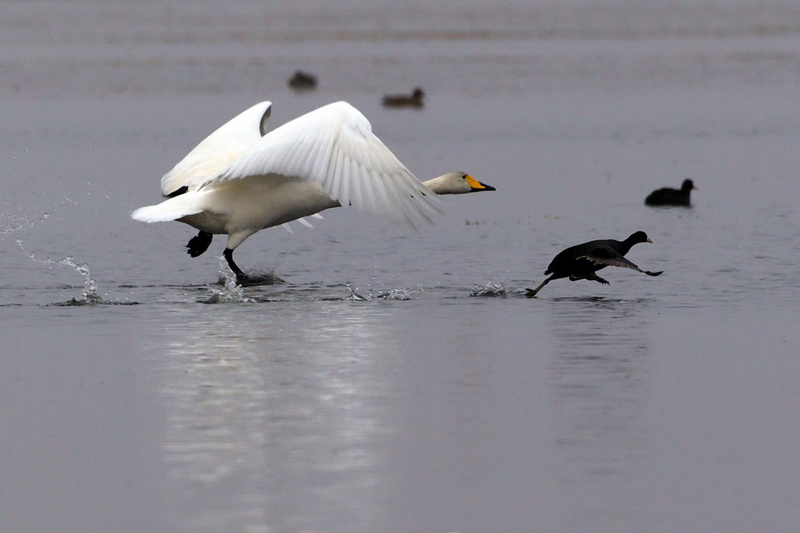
2,1 -> 800,531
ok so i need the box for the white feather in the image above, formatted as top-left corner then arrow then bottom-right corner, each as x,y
131,192 -> 204,222
209,101 -> 442,228
160,101 -> 272,196
131,101 -> 498,278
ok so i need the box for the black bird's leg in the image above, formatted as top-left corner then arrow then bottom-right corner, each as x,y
223,248 -> 248,283
587,272 -> 610,285
526,275 -> 553,297
186,231 -> 213,257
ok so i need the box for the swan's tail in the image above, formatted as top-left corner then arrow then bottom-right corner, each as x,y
131,193 -> 204,223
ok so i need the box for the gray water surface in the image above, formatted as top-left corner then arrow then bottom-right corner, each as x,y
2,1 -> 800,532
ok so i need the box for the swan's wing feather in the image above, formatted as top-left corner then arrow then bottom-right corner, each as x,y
297,217 -> 314,229
213,101 -> 443,228
160,101 -> 272,196
280,215 -> 320,233
131,191 -> 206,223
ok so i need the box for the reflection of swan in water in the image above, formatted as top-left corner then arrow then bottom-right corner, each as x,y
544,298 -> 653,484
145,302 -> 402,530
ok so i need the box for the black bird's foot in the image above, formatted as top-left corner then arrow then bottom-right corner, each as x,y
186,231 -> 213,257
644,270 -> 664,277
526,277 -> 552,297
589,273 -> 610,285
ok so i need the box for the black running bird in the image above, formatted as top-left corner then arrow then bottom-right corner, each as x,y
645,178 -> 696,206
526,231 -> 663,297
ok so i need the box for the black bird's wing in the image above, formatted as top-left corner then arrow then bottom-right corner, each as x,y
579,246 -> 641,271
579,246 -> 663,276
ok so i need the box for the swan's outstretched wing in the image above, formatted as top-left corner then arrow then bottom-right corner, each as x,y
160,101 -> 272,196
208,101 -> 443,228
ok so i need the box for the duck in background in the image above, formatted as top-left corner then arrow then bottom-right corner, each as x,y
382,87 -> 425,109
288,70 -> 318,91
645,178 -> 696,206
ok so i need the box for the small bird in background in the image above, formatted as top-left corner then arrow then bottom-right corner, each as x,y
382,87 -> 425,109
645,178 -> 697,206
288,70 -> 318,91
526,231 -> 663,297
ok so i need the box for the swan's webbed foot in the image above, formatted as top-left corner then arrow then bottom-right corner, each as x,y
588,272 -> 610,285
186,231 -> 213,257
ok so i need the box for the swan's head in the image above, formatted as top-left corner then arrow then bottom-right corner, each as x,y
422,172 -> 496,195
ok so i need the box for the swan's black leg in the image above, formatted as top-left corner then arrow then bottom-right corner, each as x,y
588,272 -> 610,285
223,248 -> 248,283
186,231 -> 213,257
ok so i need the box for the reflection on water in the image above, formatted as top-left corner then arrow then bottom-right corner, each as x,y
546,298 -> 652,487
5,0 -> 800,530
145,302 -> 401,532
151,307 -> 268,531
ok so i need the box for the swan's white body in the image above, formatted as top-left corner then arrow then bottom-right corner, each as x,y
132,100 -> 493,278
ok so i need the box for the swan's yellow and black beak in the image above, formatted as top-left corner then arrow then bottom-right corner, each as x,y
465,174 -> 496,192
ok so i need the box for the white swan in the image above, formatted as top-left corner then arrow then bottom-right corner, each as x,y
131,100 -> 495,280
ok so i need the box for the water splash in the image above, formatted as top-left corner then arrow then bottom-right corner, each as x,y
376,288 -> 413,300
216,269 -> 285,287
346,285 -> 370,301
1,191 -> 85,238
1,212 -> 50,235
55,256 -> 103,305
345,285 -> 417,301
16,239 -> 105,305
470,281 -> 507,297
201,260 -> 255,304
